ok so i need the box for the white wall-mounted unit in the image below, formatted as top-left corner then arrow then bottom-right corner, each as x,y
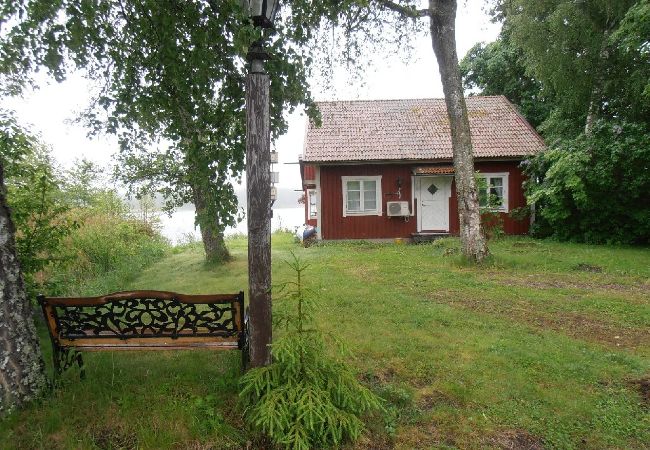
387,201 -> 410,217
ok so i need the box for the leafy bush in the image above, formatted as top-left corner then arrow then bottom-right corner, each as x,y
239,253 -> 383,450
527,120 -> 650,244
49,193 -> 169,296
1,121 -> 169,296
0,111 -> 78,296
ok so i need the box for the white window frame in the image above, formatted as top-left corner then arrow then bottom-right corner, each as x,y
307,189 -> 318,219
477,172 -> 509,212
341,176 -> 382,217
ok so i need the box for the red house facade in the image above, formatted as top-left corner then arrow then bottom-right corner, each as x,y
300,97 -> 544,241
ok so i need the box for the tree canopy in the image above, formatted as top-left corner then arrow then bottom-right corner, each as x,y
1,0 -> 318,261
464,0 -> 650,243
460,33 -> 552,129
486,0 -> 648,138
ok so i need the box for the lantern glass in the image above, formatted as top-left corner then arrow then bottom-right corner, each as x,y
241,0 -> 280,28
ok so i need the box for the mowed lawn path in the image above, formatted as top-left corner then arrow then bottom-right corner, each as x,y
3,235 -> 648,449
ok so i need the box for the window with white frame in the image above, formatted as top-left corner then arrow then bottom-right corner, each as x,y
307,189 -> 317,219
341,176 -> 382,216
478,173 -> 509,211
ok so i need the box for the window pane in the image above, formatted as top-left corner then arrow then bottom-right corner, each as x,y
363,180 -> 376,211
479,187 -> 488,207
364,197 -> 376,210
489,177 -> 503,187
363,180 -> 376,193
347,199 -> 361,211
347,188 -> 361,211
347,181 -> 360,191
309,190 -> 317,218
490,186 -> 503,198
489,187 -> 503,206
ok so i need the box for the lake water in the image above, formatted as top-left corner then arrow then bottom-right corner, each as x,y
158,207 -> 305,244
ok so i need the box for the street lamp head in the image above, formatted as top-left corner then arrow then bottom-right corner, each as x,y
241,0 -> 280,29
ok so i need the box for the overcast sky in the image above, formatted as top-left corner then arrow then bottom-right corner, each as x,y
3,1 -> 500,196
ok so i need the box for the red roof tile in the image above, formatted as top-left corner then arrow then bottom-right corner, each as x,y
302,96 -> 545,162
414,166 -> 455,174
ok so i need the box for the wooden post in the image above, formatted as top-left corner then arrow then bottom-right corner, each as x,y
246,49 -> 272,367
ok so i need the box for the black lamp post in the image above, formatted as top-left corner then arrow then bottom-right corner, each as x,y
241,0 -> 279,368
241,0 -> 280,29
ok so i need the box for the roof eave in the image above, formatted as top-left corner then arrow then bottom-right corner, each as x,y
301,155 -> 536,165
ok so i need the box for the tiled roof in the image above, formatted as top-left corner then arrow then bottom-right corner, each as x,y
414,166 -> 455,174
302,96 -> 545,162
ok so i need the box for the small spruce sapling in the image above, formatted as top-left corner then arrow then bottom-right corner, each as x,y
239,252 -> 383,449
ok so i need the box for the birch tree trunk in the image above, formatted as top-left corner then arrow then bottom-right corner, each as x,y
0,161 -> 47,415
429,0 -> 489,263
191,182 -> 230,263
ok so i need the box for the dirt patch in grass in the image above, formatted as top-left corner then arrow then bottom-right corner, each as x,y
629,376 -> 650,407
359,367 -> 398,385
488,429 -> 545,450
494,274 -> 648,293
90,424 -> 138,449
174,441 -> 217,450
435,295 -> 649,351
392,422 -> 458,450
417,389 -> 464,410
353,433 -> 394,449
541,311 -> 649,349
573,263 -> 604,273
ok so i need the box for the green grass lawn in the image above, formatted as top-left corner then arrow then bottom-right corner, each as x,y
2,235 -> 648,449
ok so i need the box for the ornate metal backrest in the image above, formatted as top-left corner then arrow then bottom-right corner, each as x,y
38,291 -> 245,348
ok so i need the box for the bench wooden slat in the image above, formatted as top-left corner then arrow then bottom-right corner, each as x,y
74,345 -> 239,351
59,335 -> 239,347
44,290 -> 241,306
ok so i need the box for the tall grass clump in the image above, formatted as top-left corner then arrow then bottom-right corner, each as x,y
49,191 -> 169,295
240,253 -> 383,450
3,144 -> 170,297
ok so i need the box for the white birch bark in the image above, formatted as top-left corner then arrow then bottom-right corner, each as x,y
0,161 -> 47,414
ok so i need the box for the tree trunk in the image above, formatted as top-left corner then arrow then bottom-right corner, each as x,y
0,161 -> 47,415
584,95 -> 597,136
584,34 -> 610,136
429,0 -> 489,263
192,182 -> 230,263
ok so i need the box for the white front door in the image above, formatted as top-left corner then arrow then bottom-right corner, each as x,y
418,176 -> 451,232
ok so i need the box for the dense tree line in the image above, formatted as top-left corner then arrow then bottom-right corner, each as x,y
461,0 -> 649,243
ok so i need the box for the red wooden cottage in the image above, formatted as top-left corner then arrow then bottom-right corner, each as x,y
299,96 -> 545,241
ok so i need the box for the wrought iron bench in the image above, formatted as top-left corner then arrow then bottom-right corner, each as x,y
37,290 -> 248,378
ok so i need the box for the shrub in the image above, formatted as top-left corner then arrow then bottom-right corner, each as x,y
0,112 -> 78,296
50,198 -> 169,295
2,116 -> 169,297
239,253 -> 383,450
527,120 -> 650,244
